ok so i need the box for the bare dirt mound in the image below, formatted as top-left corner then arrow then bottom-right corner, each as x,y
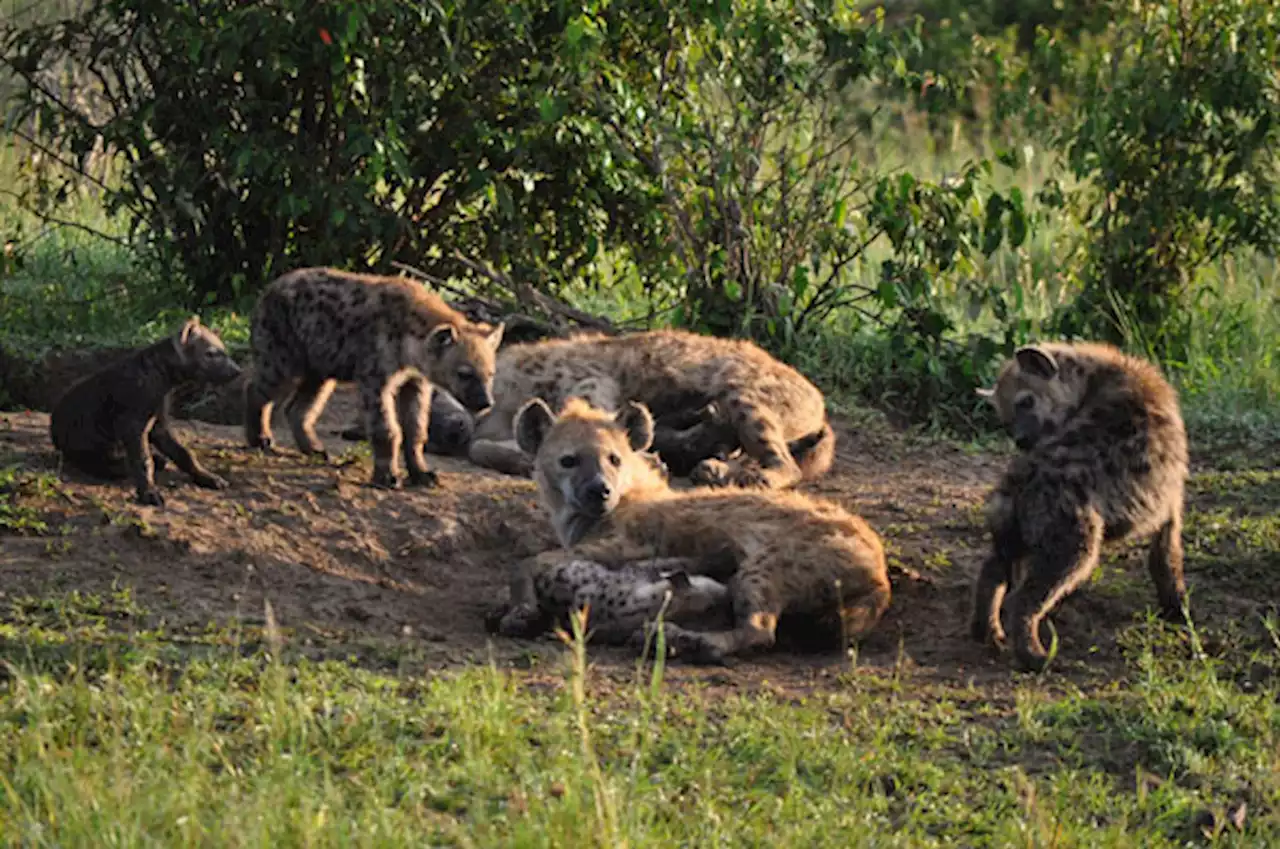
2,385 -> 1263,693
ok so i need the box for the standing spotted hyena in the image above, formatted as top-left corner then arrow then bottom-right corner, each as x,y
494,397 -> 890,664
468,330 -> 836,490
244,267 -> 504,489
971,342 -> 1190,672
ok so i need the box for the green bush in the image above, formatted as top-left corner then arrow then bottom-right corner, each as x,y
2,0 -> 661,306
1045,0 -> 1280,346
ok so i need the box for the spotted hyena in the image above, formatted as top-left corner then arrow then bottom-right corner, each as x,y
493,397 -> 890,664
50,317 -> 242,506
971,342 -> 1190,672
244,267 -> 504,489
490,556 -> 732,645
467,329 -> 835,489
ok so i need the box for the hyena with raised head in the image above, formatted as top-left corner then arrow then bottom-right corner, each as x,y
50,317 -> 242,506
244,267 -> 504,489
971,342 -> 1190,672
493,397 -> 890,663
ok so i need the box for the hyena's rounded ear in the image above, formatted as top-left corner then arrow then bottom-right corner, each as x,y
615,401 -> 654,452
178,315 -> 202,344
975,386 -> 996,402
427,324 -> 459,357
514,397 -> 555,456
485,322 -> 505,352
1015,346 -> 1058,380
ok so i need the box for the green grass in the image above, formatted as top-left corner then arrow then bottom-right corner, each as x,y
0,595 -> 1275,846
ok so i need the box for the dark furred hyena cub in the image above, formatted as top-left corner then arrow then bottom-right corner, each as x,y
971,342 -> 1189,672
244,267 -> 504,489
50,317 -> 242,506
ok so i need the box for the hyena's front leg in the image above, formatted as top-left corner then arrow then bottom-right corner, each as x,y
120,415 -> 164,506
652,564 -> 781,665
397,377 -> 438,488
150,418 -> 228,491
284,376 -> 337,457
359,371 -> 407,489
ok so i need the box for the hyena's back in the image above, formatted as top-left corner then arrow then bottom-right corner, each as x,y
252,268 -> 447,381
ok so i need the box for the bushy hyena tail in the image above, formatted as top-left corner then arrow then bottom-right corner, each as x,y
790,420 -> 836,480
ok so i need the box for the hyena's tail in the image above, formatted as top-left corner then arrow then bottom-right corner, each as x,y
788,419 -> 836,481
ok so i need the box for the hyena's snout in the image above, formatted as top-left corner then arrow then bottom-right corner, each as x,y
575,476 -> 614,517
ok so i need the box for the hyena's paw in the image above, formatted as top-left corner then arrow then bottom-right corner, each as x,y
494,605 -> 548,639
689,458 -> 732,488
405,469 -> 440,489
968,615 -> 1007,648
247,435 -> 276,453
191,470 -> 230,491
727,464 -> 771,490
652,623 -> 729,666
370,469 -> 403,490
136,487 -> 166,507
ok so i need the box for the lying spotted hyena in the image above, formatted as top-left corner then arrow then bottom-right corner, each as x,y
468,329 -> 836,490
493,397 -> 890,664
488,556 -> 732,645
244,267 -> 504,489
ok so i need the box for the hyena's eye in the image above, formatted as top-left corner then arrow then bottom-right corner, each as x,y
1015,395 -> 1035,411
559,454 -> 578,469
607,453 -> 621,468
456,367 -> 475,380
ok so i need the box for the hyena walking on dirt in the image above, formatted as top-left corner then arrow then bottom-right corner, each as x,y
971,342 -> 1190,672
50,317 -> 242,506
468,329 -> 836,490
244,268 -> 504,489
494,397 -> 890,663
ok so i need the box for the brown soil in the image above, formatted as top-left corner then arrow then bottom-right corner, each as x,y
0,384 -> 1263,696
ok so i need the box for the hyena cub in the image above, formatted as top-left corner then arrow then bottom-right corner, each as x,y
244,267 -> 504,489
497,397 -> 891,664
492,557 -> 732,645
971,342 -> 1190,672
50,317 -> 242,506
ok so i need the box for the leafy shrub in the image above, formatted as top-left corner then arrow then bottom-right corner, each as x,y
2,0 -> 660,306
1044,0 -> 1280,345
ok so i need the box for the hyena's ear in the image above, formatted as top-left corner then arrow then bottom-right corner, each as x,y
1015,346 -> 1059,380
975,386 -> 996,402
485,322 -> 505,352
514,398 -> 555,456
427,324 -> 459,358
615,401 -> 654,453
178,315 -> 201,345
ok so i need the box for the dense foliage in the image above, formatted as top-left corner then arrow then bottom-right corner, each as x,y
1,0 -> 1277,427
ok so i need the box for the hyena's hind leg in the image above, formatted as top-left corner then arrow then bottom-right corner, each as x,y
244,358 -> 300,452
969,516 -> 1027,648
396,377 -> 438,488
1006,507 -> 1105,672
1147,511 -> 1188,624
283,376 -> 337,457
690,397 -> 801,490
